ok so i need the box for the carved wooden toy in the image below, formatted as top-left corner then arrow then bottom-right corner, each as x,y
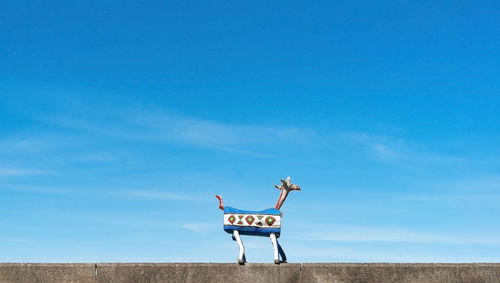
216,176 -> 301,264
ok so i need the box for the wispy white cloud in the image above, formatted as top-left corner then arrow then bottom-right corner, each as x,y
0,133 -> 87,154
143,114 -> 308,147
180,222 -> 213,233
287,245 -> 500,263
341,131 -> 464,164
401,193 -> 500,203
398,175 -> 500,204
75,153 -> 118,162
0,167 -> 50,176
124,190 -> 202,201
0,237 -> 35,244
369,143 -> 398,159
443,175 -> 500,191
0,139 -> 45,152
0,185 -> 82,195
38,103 -> 313,154
291,224 -> 500,245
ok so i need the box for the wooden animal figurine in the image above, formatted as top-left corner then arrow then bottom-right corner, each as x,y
216,176 -> 301,264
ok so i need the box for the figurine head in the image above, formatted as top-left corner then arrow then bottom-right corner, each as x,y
274,176 -> 301,210
274,176 -> 301,192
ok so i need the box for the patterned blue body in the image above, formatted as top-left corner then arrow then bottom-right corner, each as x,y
223,207 -> 281,237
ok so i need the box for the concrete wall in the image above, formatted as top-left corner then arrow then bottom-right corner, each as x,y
1,263 -> 499,283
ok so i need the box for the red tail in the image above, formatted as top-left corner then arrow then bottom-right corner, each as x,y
215,195 -> 224,210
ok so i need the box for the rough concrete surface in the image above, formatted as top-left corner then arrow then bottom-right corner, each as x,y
0,263 -> 96,283
0,263 -> 499,283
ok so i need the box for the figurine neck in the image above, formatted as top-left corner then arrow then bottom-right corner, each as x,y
275,189 -> 290,210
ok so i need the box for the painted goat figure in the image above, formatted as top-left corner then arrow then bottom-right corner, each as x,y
216,176 -> 301,264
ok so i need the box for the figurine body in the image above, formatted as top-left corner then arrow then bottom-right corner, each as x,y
216,177 -> 301,264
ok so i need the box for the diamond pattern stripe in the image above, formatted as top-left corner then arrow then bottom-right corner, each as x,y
224,213 -> 281,228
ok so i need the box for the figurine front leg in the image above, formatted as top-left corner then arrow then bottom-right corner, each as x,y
269,233 -> 280,264
232,230 -> 246,265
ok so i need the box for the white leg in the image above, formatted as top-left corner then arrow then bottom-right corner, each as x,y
270,233 -> 279,264
233,230 -> 245,264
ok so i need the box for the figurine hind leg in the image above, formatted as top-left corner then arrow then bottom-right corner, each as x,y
269,233 -> 280,264
232,230 -> 246,265
277,240 -> 287,263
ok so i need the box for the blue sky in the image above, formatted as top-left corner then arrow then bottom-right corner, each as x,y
1,1 -> 499,262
